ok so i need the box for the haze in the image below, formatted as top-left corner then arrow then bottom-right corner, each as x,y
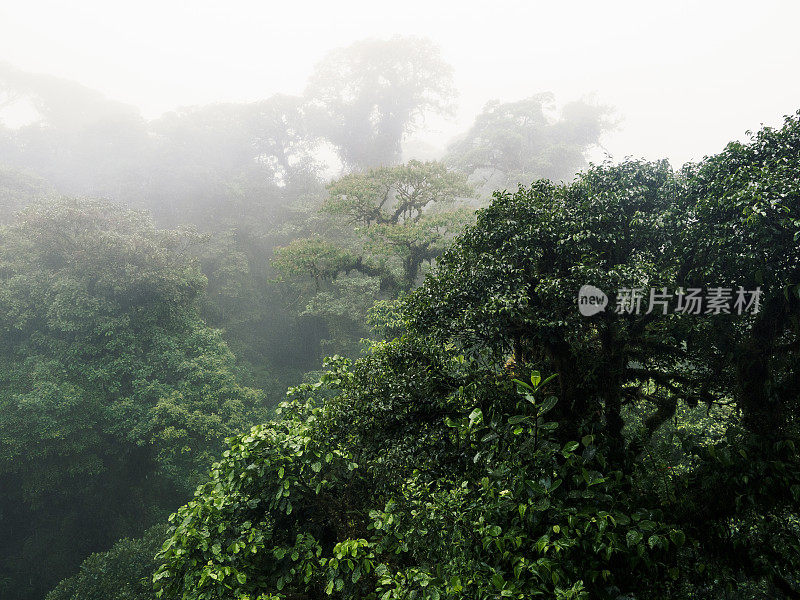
2,0 -> 799,167
3,2 -> 800,599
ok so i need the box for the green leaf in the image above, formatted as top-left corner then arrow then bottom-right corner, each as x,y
469,408 -> 484,426
669,529 -> 686,547
626,530 -> 643,546
562,441 -> 579,454
512,378 -> 533,392
530,371 -> 541,387
492,573 -> 504,589
537,396 -> 558,415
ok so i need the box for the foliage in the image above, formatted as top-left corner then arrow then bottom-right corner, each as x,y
5,33 -> 800,600
46,525 -> 167,600
154,114 -> 800,599
0,164 -> 55,224
273,160 -> 474,358
154,348 -> 684,600
0,198 -> 264,600
305,36 -> 456,169
444,94 -> 614,193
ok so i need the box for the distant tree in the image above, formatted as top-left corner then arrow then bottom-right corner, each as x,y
273,160 -> 473,356
0,62 -> 151,198
445,94 -> 614,192
1,62 -> 324,228
277,160 -> 473,290
0,61 -> 138,131
146,95 -> 321,226
0,164 -> 54,223
305,36 -> 456,170
247,94 -> 323,189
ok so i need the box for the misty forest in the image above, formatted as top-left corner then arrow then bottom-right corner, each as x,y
0,34 -> 798,600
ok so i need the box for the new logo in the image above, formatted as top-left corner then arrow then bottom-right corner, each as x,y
578,285 -> 608,316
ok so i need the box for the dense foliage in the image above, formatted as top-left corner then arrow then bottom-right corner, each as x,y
273,159 -> 475,355
46,525 -> 168,600
0,164 -> 54,224
0,199 -> 264,600
4,33 -> 795,600
152,115 -> 800,599
1,39 -> 608,376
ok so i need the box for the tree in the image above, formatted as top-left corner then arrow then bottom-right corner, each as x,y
154,115 -> 800,599
676,117 -> 800,438
272,160 -> 474,357
46,525 -> 167,600
0,164 -> 54,224
444,94 -> 614,192
409,115 -> 800,595
305,37 -> 456,170
407,158 -> 680,463
0,62 -> 151,200
322,159 -> 474,288
0,198 -> 264,600
145,95 -> 322,226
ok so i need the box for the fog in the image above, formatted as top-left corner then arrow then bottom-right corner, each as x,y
2,0 -> 799,166
2,4 -> 800,600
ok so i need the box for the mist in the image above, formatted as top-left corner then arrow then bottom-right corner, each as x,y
2,3 -> 800,600
3,1 -> 800,167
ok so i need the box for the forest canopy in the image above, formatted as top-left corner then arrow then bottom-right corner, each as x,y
1,31 -> 798,600
0,37 -> 610,384
0,199 -> 264,600
151,114 -> 800,600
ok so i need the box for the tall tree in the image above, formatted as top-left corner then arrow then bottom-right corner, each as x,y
445,94 -> 613,192
273,160 -> 473,357
305,36 -> 456,170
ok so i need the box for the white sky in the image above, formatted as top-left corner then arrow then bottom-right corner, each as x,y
1,0 -> 799,167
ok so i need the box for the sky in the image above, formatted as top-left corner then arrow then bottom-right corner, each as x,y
1,0 -> 799,167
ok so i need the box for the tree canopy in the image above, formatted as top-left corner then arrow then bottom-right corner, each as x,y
445,94 -> 614,193
0,198 -> 264,600
272,160 -> 474,357
305,37 -> 456,169
152,115 -> 800,599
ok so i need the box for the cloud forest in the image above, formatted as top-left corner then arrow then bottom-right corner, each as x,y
0,25 -> 798,600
